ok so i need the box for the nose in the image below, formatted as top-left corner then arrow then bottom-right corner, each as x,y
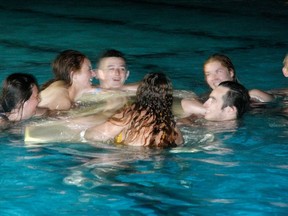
203,99 -> 210,108
114,68 -> 121,76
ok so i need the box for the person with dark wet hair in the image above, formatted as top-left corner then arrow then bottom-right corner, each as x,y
203,81 -> 250,121
0,73 -> 40,126
84,72 -> 183,147
181,53 -> 273,116
38,50 -> 95,110
95,49 -> 138,91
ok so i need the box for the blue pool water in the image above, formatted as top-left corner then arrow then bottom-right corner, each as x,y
0,0 -> 288,215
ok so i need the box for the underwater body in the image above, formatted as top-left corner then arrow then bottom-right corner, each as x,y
1,0 -> 288,215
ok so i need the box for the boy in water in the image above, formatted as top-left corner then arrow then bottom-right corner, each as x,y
95,49 -> 138,91
178,81 -> 250,125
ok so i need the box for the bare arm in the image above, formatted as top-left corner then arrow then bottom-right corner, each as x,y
120,82 -> 139,92
249,89 -> 274,102
181,98 -> 206,116
84,121 -> 124,142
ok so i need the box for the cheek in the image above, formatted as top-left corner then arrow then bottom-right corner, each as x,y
222,72 -> 233,80
28,98 -> 39,110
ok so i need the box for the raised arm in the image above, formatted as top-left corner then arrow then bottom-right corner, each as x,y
181,98 -> 206,116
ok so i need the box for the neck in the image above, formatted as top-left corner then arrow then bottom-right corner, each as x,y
68,85 -> 93,101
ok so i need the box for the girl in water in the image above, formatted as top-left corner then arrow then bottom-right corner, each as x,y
84,72 -> 183,148
38,50 -> 95,111
0,73 -> 40,127
181,53 -> 274,116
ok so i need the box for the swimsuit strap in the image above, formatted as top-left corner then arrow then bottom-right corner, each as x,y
114,132 -> 123,144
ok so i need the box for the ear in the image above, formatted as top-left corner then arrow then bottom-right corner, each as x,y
70,71 -> 76,81
223,105 -> 237,120
224,105 -> 237,115
125,70 -> 130,80
96,69 -> 105,80
229,69 -> 235,79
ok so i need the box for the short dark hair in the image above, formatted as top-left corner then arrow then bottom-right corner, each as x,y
219,81 -> 250,118
97,49 -> 126,66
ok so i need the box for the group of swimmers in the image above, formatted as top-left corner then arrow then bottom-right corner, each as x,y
1,49 -> 287,147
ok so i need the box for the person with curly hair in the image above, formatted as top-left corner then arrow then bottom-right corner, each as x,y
84,72 -> 183,148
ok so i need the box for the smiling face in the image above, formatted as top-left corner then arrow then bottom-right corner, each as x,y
73,58 -> 95,89
97,57 -> 129,89
203,85 -> 237,121
204,61 -> 234,90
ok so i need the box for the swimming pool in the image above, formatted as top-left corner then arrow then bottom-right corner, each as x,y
1,0 -> 288,215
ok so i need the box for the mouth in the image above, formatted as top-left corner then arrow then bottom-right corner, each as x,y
112,77 -> 121,82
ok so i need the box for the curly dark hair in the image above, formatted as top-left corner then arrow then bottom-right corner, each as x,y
109,72 -> 179,148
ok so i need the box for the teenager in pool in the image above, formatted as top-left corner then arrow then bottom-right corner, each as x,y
178,81 -> 250,124
95,49 -> 138,91
0,73 -> 40,128
39,49 -> 138,111
38,50 -> 95,111
181,53 -> 273,116
84,72 -> 183,147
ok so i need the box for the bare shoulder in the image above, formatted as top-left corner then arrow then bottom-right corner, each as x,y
39,81 -> 71,110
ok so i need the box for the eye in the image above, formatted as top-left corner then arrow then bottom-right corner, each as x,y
120,67 -> 127,72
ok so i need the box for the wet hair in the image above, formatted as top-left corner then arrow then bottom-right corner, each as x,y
42,50 -> 87,89
203,53 -> 239,82
219,81 -> 250,118
97,49 -> 126,67
109,72 -> 179,148
0,73 -> 38,115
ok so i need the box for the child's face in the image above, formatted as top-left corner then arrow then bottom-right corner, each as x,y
97,57 -> 128,89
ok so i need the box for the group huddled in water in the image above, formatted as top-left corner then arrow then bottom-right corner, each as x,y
1,50 -> 287,147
